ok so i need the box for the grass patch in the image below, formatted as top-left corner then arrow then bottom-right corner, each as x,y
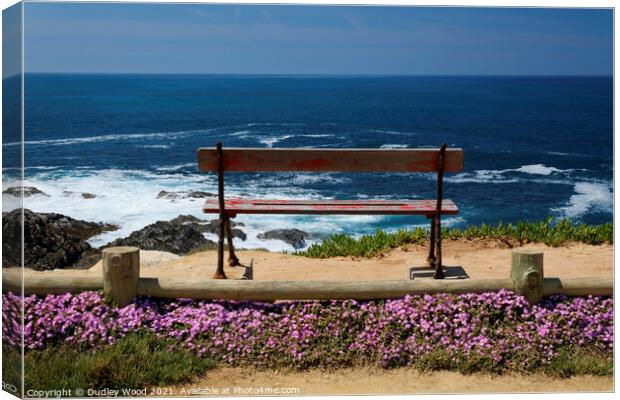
5,333 -> 217,394
393,346 -> 612,377
297,218 -> 613,258
6,343 -> 611,394
2,342 -> 22,397
543,347 -> 613,378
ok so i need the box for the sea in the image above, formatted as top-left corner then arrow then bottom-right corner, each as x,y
2,74 -> 613,251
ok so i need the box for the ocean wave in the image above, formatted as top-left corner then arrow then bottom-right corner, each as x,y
155,163 -> 196,172
300,134 -> 334,138
137,144 -> 172,149
445,164 -> 583,184
245,122 -> 304,127
514,164 -> 561,176
227,130 -> 251,137
380,144 -> 409,149
545,151 -> 593,158
368,129 -> 417,136
552,182 -> 613,220
3,129 -> 214,147
258,135 -> 294,148
4,166 -> 62,171
245,173 -> 350,187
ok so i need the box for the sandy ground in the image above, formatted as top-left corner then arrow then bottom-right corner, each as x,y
168,367 -> 613,395
9,238 -> 612,282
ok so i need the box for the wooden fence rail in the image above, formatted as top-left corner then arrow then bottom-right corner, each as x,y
1,248 -> 613,305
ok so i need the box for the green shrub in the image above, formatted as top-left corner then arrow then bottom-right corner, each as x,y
7,333 -> 216,394
297,218 -> 612,258
543,347 -> 613,378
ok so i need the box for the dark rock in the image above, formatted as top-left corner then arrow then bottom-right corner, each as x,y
258,229 -> 310,249
156,191 -> 179,200
170,215 -> 204,224
2,209 -> 119,270
169,216 -> 247,241
2,209 -> 99,270
46,215 -> 118,241
105,220 -> 216,255
3,186 -> 49,197
201,219 -> 247,241
185,191 -> 215,199
156,190 -> 215,200
63,191 -> 97,199
71,248 -> 102,270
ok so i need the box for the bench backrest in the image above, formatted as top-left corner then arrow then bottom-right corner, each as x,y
197,147 -> 464,173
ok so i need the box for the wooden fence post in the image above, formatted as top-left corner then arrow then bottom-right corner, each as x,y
511,249 -> 544,305
102,246 -> 140,307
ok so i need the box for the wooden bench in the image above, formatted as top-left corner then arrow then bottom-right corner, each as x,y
197,144 -> 464,280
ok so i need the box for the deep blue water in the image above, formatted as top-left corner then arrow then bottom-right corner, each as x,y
2,74 -> 613,250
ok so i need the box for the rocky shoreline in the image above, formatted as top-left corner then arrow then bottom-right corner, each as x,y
2,186 -> 313,270
2,209 -> 311,271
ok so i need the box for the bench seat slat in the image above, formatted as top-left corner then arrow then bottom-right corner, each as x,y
197,148 -> 464,173
203,198 -> 459,215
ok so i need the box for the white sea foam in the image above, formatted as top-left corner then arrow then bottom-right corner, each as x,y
3,169 -> 368,251
552,182 -> 613,220
445,164 -> 580,184
380,144 -> 408,149
514,164 -> 561,176
444,170 -> 519,184
155,163 -> 195,172
258,135 -> 294,148
227,130 -> 251,137
299,134 -> 334,138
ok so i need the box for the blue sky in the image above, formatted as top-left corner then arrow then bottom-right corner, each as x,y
18,3 -> 613,75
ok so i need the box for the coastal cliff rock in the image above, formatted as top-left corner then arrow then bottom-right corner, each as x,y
2,209 -> 117,270
105,220 -> 216,255
3,186 -> 49,197
202,219 -> 247,241
258,229 -> 310,249
170,215 -> 247,241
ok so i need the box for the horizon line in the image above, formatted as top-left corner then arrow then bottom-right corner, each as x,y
4,72 -> 614,79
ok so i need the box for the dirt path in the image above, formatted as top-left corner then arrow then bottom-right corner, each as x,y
167,367 -> 612,395
14,239 -> 610,282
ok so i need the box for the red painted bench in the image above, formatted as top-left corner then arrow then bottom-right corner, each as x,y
197,144 -> 464,280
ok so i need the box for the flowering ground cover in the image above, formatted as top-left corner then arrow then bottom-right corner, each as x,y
3,289 -> 613,377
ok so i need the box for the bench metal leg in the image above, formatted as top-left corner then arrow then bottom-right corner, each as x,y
226,217 -> 240,267
432,143 -> 447,280
433,215 -> 445,279
427,215 -> 436,265
213,142 -> 227,280
214,214 -> 227,279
